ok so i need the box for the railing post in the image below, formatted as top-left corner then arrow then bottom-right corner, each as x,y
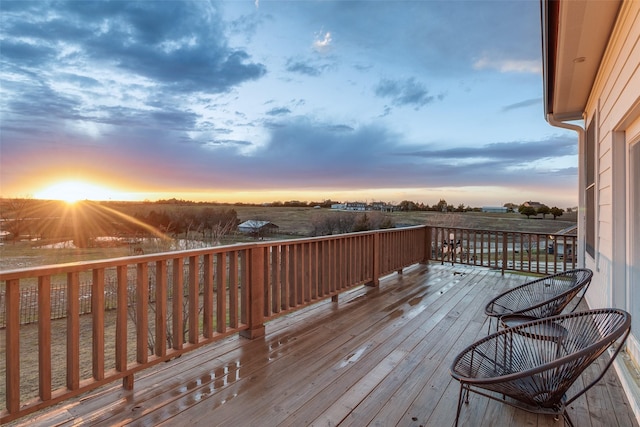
422,226 -> 432,264
367,232 -> 380,287
240,245 -> 266,339
501,232 -> 508,276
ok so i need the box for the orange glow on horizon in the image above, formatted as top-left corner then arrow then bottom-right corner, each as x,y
16,180 -> 577,209
33,180 -> 135,203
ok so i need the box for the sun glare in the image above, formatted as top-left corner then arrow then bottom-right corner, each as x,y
35,180 -> 119,203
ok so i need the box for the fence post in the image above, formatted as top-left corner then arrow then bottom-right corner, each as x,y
240,244 -> 266,339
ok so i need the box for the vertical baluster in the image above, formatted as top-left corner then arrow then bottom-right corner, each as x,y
115,265 -> 131,388
318,240 -> 327,297
311,241 -> 318,299
348,237 -> 354,285
137,262 -> 148,363
67,272 -> 80,390
263,247 -> 269,314
297,244 -> 304,304
92,269 -> 104,381
240,250 -> 249,326
263,247 -> 271,316
336,238 -> 343,290
518,233 -> 523,272
289,243 -> 297,306
203,254 -> 213,338
155,260 -> 167,357
271,245 -> 280,315
38,276 -> 52,400
328,239 -> 336,295
216,253 -> 227,333
188,256 -> 198,344
6,279 -> 20,413
172,258 -> 183,350
281,245 -> 290,310
229,251 -> 239,328
303,242 -> 310,302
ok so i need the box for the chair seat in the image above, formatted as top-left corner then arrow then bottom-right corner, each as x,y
500,314 -> 568,343
484,268 -> 592,332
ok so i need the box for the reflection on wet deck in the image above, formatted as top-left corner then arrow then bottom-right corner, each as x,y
9,263 -> 638,427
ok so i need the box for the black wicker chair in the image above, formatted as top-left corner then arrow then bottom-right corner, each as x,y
484,268 -> 593,333
450,309 -> 631,427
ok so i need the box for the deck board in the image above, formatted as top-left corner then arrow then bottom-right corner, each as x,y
7,263 -> 638,427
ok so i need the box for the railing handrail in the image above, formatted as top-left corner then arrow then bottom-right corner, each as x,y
0,225 -> 428,278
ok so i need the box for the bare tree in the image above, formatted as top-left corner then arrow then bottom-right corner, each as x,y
0,197 -> 34,242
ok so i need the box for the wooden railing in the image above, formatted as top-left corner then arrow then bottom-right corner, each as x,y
0,226 -> 428,423
428,226 -> 578,274
0,225 -> 576,422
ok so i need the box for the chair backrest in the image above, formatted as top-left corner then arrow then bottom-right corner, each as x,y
451,308 -> 630,409
485,268 -> 592,318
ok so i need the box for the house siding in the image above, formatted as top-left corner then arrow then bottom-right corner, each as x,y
583,0 -> 640,379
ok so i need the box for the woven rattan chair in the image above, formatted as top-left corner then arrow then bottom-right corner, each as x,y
484,268 -> 592,333
450,309 -> 631,427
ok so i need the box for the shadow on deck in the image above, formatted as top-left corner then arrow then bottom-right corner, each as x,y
8,263 -> 638,427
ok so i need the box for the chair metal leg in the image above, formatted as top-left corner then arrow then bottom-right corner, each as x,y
454,383 -> 466,427
562,410 -> 574,427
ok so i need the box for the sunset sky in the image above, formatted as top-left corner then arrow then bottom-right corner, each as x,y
0,0 -> 578,208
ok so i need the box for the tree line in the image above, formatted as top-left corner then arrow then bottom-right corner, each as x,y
0,198 -> 239,247
517,204 -> 565,219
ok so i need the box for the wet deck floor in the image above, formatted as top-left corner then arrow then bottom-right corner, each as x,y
7,263 -> 639,427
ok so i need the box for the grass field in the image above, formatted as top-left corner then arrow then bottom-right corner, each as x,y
0,206 -> 576,271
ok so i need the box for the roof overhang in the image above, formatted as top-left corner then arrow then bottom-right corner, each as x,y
542,0 -> 621,121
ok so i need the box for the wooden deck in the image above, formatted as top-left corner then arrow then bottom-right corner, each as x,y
7,263 -> 638,427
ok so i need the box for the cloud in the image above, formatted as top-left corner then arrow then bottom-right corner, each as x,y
286,59 -> 324,76
313,31 -> 332,53
374,78 -> 437,109
473,57 -> 541,74
403,136 -> 577,164
502,98 -> 542,112
266,107 -> 291,116
208,139 -> 252,147
1,1 -> 266,95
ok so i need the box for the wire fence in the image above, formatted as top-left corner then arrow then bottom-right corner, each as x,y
0,279 -> 120,328
0,262 -> 209,329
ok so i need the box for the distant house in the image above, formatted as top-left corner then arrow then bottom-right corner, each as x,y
371,202 -> 397,212
481,206 -> 508,213
237,220 -> 279,237
345,202 -> 367,211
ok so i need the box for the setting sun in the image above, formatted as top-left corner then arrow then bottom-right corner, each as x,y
34,180 -> 122,203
